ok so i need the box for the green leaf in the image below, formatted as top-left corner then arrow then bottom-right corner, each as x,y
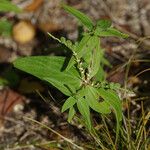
97,88 -> 122,139
77,97 -> 91,130
0,0 -> 21,13
13,56 -> 81,96
83,50 -> 92,65
101,57 -> 112,67
77,36 -> 100,67
62,4 -> 94,30
0,19 -> 12,36
77,35 -> 92,57
80,35 -> 98,60
96,20 -> 111,29
98,88 -> 122,121
66,34 -> 91,70
61,96 -> 76,112
71,35 -> 98,70
85,86 -> 111,114
95,27 -> 129,38
65,56 -> 78,73
68,106 -> 76,123
95,66 -> 106,82
0,77 -> 8,86
89,36 -> 102,78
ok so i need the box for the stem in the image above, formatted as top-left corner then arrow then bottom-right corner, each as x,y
73,51 -> 85,82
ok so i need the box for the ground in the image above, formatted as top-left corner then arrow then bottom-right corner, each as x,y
0,0 -> 149,149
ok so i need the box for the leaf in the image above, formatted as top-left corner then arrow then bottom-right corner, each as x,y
97,88 -> 122,139
13,56 -> 81,96
96,20 -> 111,29
80,35 -> 98,59
71,35 -> 98,70
95,27 -> 129,38
66,34 -> 91,70
62,4 -> 94,30
0,19 -> 12,36
0,77 -> 8,86
98,88 -> 122,121
85,86 -> 111,114
83,50 -> 92,65
77,35 -> 92,57
77,97 -> 91,130
80,36 -> 99,64
0,0 -> 21,13
61,96 -> 76,112
68,106 -> 76,123
89,36 -> 102,78
95,66 -> 106,82
101,57 -> 112,67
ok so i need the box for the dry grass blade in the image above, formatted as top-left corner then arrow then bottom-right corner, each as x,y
135,106 -> 150,150
135,68 -> 150,78
24,116 -> 84,150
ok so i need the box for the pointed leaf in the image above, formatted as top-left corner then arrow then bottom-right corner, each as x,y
101,57 -> 112,67
61,96 -> 76,112
63,4 -> 94,30
85,86 -> 111,114
68,106 -> 76,123
95,66 -> 106,82
80,36 -> 99,66
96,20 -> 111,29
95,27 -> 129,38
98,88 -> 122,139
77,97 -> 91,130
13,56 -> 81,96
66,35 -> 91,70
65,35 -> 97,71
89,36 -> 102,78
73,35 -> 91,53
64,57 -> 75,72
98,88 -> 122,121
80,35 -> 99,57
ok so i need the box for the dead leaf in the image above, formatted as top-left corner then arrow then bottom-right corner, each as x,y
38,22 -> 62,33
0,46 -> 11,63
24,0 -> 44,12
0,88 -> 25,126
128,76 -> 141,85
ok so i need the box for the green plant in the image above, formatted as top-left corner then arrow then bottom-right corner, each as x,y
13,4 -> 128,139
0,0 -> 21,13
0,0 -> 21,36
0,19 -> 12,36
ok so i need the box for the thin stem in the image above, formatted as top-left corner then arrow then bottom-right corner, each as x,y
102,116 -> 116,150
24,117 -> 84,150
73,51 -> 85,82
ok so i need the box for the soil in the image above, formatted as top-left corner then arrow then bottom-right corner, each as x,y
0,0 -> 150,149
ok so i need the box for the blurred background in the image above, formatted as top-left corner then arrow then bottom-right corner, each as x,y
0,0 -> 150,149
